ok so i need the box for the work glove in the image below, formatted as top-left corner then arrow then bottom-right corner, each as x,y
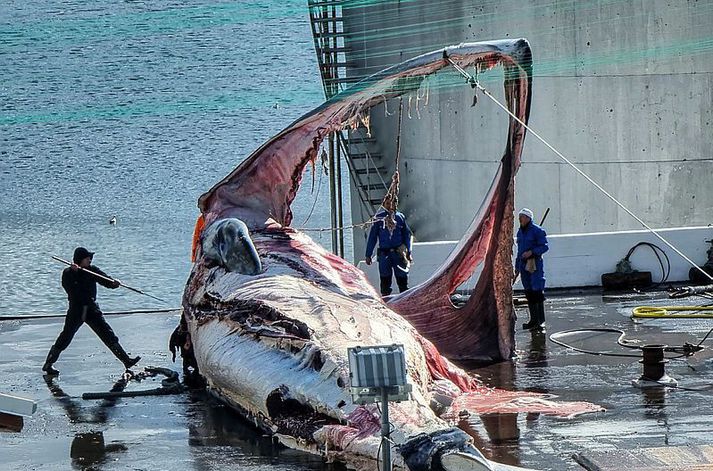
525,258 -> 537,273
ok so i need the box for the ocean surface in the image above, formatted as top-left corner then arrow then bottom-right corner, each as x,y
0,0 -> 351,316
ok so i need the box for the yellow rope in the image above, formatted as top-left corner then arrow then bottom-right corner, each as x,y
632,306 -> 713,319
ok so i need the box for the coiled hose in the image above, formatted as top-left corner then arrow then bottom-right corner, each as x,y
632,305 -> 713,318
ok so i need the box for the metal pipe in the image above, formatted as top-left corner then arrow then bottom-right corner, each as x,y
51,256 -> 167,303
328,135 -> 339,254
381,388 -> 392,471
0,308 -> 178,321
336,134 -> 345,257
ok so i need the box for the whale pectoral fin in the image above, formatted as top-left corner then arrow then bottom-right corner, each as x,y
201,218 -> 262,275
401,429 -> 540,471
485,460 -> 538,471
401,429 -> 494,471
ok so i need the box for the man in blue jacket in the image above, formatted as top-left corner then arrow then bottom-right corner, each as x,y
515,208 -> 549,330
365,208 -> 413,297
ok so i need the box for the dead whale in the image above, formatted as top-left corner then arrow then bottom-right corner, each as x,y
180,40 -> 602,470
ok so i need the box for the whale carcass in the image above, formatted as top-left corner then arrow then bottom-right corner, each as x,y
181,40 -> 602,470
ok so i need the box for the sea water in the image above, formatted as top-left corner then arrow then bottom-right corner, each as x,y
0,0 -> 352,316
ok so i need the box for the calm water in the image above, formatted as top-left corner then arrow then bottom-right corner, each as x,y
0,0 -> 350,316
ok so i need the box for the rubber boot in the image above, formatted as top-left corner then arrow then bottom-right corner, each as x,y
522,303 -> 538,330
533,302 -> 546,331
108,342 -> 141,369
379,277 -> 393,297
395,276 -> 409,293
42,346 -> 61,376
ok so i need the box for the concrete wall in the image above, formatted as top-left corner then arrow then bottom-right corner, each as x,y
358,226 -> 713,290
342,0 -> 713,261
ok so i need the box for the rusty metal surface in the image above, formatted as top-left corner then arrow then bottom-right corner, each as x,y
0,412 -> 24,433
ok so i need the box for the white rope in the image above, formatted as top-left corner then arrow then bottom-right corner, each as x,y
446,58 -> 713,282
297,215 -> 385,233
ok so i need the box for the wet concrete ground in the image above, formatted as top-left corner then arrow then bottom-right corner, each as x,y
0,312 -> 340,471
1,291 -> 712,470
470,289 -> 713,470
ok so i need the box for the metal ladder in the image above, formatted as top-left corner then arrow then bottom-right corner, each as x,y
307,0 -> 389,254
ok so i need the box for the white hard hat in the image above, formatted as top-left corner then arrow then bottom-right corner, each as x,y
518,208 -> 534,220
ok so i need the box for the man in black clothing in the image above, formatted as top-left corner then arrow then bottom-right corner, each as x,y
42,247 -> 141,375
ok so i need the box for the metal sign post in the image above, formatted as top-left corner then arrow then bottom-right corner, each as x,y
347,344 -> 412,471
380,387 -> 392,471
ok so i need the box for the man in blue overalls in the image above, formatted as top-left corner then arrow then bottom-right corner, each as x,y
365,207 -> 413,297
515,208 -> 549,330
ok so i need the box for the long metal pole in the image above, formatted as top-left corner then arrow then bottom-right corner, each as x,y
381,388 -> 391,471
51,256 -> 167,303
336,135 -> 345,258
328,135 -> 339,254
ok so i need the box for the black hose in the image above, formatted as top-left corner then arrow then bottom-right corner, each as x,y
625,241 -> 671,287
549,328 -> 703,359
696,327 -> 713,347
0,308 -> 179,321
549,328 -> 643,358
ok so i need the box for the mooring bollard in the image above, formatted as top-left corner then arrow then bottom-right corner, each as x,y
632,344 -> 677,388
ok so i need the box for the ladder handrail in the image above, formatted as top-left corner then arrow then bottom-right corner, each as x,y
308,0 -> 387,215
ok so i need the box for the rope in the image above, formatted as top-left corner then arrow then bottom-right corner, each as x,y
632,305 -> 713,319
301,98 -> 405,235
445,57 -> 713,283
549,328 -> 652,358
348,132 -> 390,191
297,216 -> 386,233
380,98 -> 404,234
394,97 -> 403,171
